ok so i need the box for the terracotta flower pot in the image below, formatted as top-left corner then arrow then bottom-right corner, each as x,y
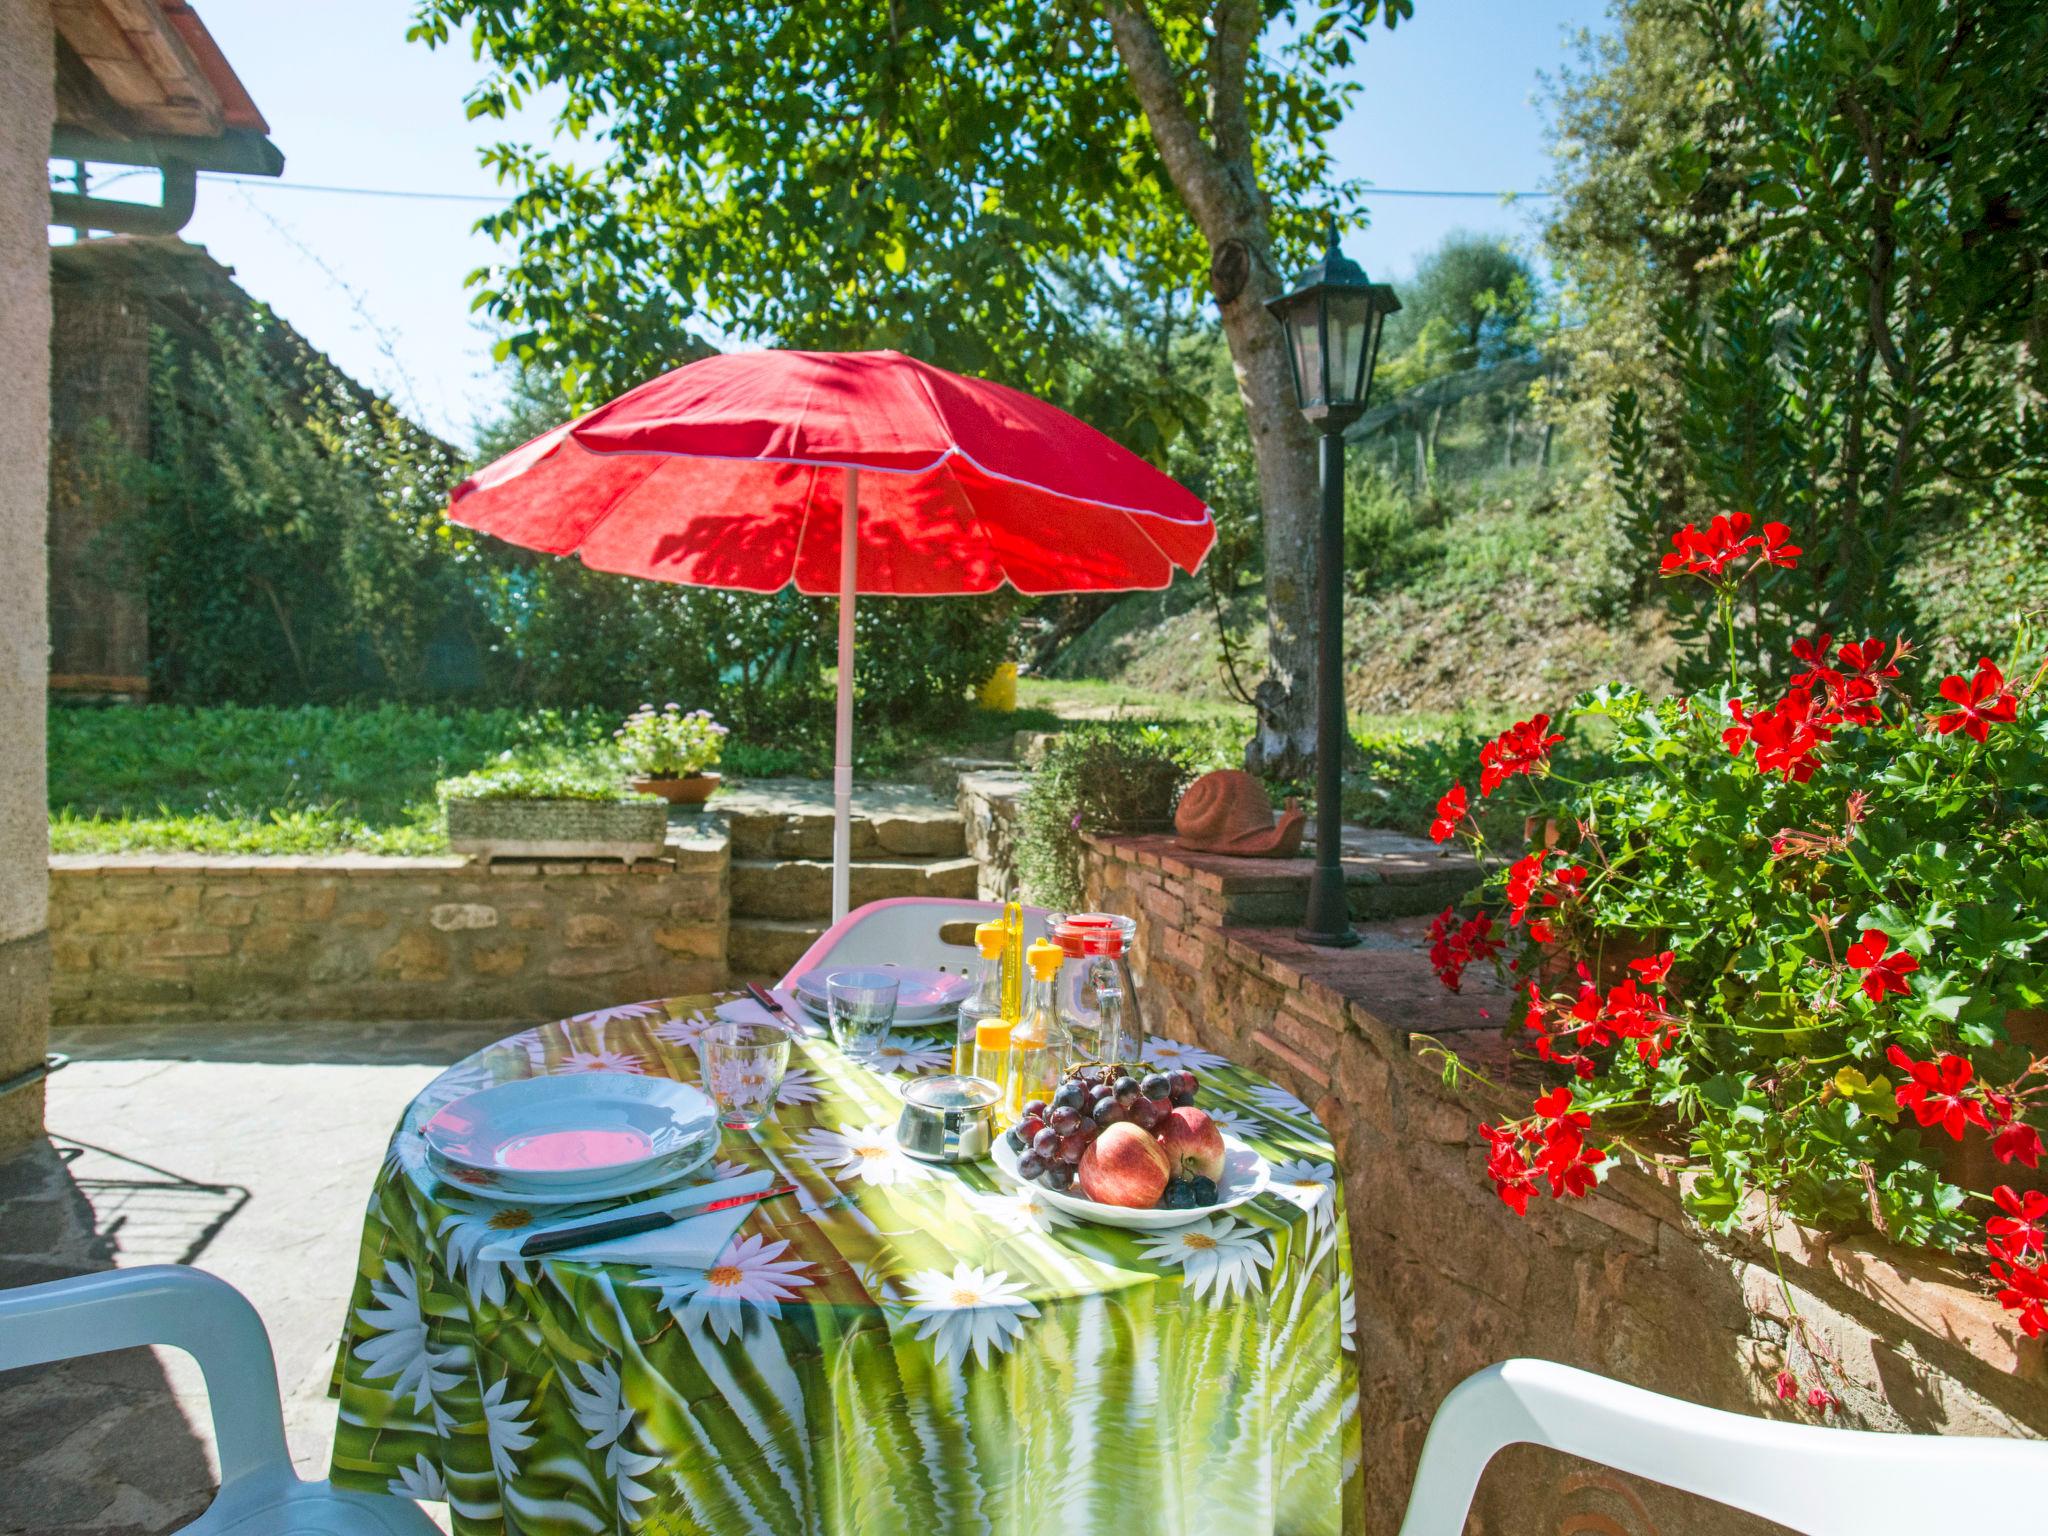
630,773 -> 722,805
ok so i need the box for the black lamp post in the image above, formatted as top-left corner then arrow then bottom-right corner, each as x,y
1267,218 -> 1400,948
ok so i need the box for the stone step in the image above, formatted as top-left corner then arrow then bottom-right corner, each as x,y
715,779 -> 968,861
727,916 -> 825,981
730,854 -> 981,921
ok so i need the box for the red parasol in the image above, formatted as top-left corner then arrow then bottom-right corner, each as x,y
449,348 -> 1216,919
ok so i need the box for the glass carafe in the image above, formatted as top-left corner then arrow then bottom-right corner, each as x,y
1008,940 -> 1072,1114
955,921 -> 1007,1076
1048,912 -> 1143,1066
1084,932 -> 1144,1070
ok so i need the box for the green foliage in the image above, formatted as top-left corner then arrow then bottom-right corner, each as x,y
1564,0 -> 2048,649
436,756 -> 654,803
1378,231 -> 1539,382
408,0 -> 1398,403
133,313 -> 480,703
1017,728 -> 1200,909
613,703 -> 728,778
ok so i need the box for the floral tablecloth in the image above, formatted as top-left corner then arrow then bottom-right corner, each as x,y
329,995 -> 1361,1535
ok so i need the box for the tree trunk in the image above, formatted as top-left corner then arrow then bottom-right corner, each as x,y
1504,406 -> 1518,469
1104,2 -> 1322,777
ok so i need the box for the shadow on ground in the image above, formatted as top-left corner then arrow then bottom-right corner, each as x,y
1,1019 -> 507,1535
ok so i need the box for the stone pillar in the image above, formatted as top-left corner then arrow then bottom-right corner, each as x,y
0,1 -> 54,1149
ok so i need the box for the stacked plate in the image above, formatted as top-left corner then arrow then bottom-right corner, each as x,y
420,1073 -> 720,1205
790,965 -> 972,1030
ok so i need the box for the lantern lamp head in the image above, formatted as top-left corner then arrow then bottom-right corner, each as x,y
1266,215 -> 1401,429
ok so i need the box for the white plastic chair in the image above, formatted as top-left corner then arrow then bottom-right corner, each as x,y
1397,1358 -> 2048,1536
0,1264 -> 440,1535
780,896 -> 1054,987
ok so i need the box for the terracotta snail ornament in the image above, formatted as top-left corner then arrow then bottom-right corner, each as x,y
1173,770 -> 1305,859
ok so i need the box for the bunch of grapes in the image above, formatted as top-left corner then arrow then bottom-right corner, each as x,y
1004,1062 -> 1201,1190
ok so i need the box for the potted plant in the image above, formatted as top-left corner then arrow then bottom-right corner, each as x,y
615,703 -> 729,805
439,756 -> 667,865
1424,512 -> 2048,1370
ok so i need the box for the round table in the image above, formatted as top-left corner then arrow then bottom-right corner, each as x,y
328,995 -> 1361,1536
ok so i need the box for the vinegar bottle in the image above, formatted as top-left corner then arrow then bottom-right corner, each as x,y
1008,940 -> 1072,1115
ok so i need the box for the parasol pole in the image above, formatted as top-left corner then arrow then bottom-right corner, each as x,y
831,468 -> 859,926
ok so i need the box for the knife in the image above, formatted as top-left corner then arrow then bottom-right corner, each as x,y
519,1183 -> 796,1258
746,981 -> 804,1026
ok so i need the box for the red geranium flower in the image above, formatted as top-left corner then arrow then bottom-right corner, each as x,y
1752,521 -> 1802,569
1989,1254 -> 2048,1338
1479,714 -> 1564,796
1722,699 -> 1753,756
1658,513 -> 1756,580
1788,632 -> 1837,687
1537,1129 -> 1607,1198
1994,1116 -> 2044,1169
1886,1045 -> 1991,1139
1629,951 -> 1676,984
1932,659 -> 2019,743
1774,1370 -> 1798,1401
1988,1186 -> 2048,1259
1429,783 -> 1468,844
1835,637 -> 1901,686
1845,929 -> 1918,1001
1743,687 -> 1835,782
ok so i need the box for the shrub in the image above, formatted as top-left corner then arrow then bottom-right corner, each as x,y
1017,727 -> 1195,908
1428,509 -> 2048,1366
437,754 -> 652,803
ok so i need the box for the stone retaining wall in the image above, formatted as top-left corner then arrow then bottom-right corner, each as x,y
50,828 -> 728,1024
1083,831 -> 2045,1536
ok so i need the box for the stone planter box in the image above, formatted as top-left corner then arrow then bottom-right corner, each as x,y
446,797 -> 667,866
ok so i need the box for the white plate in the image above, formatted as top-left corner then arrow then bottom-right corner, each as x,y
989,1132 -> 1271,1230
429,1135 -> 717,1206
421,1072 -> 717,1191
795,966 -> 972,1015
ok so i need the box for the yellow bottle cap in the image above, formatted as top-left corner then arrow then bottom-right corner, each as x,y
1026,938 -> 1064,981
975,920 -> 1007,958
975,1018 -> 1013,1051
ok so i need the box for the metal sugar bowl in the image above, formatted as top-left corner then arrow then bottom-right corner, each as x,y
894,1074 -> 1002,1163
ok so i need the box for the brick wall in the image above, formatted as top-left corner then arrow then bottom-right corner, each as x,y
1083,831 -> 2045,1536
50,829 -> 727,1023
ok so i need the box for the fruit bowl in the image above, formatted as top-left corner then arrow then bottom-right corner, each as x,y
991,1132 -> 1271,1230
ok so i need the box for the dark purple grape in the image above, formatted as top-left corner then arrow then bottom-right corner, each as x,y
1190,1175 -> 1218,1205
1032,1127 -> 1062,1159
1048,1105 -> 1080,1135
1058,1130 -> 1091,1162
1018,1151 -> 1047,1180
1169,1070 -> 1196,1097
1005,1126 -> 1027,1152
1017,1114 -> 1045,1142
1022,1099 -> 1048,1121
1130,1097 -> 1165,1132
1141,1073 -> 1171,1101
1160,1179 -> 1198,1210
1169,1089 -> 1194,1108
1044,1161 -> 1076,1191
1114,1075 -> 1141,1105
1094,1101 -> 1125,1129
1053,1081 -> 1087,1113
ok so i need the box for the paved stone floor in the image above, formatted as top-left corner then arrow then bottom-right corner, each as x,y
0,1018 -> 510,1535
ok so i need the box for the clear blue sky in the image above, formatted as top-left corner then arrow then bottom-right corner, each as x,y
96,1 -> 1609,449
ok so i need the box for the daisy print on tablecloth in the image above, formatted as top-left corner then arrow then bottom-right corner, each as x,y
1138,1216 -> 1274,1306
563,1358 -> 665,1522
436,1198 -> 536,1308
795,1122 -> 933,1187
1143,1036 -> 1231,1072
775,1065 -> 826,1105
352,1259 -> 469,1429
568,1001 -> 663,1029
1267,1159 -> 1337,1233
633,1232 -> 817,1343
1202,1105 -> 1268,1140
652,1012 -> 717,1051
1338,1269 -> 1357,1353
899,1263 -> 1039,1369
480,1375 -> 536,1483
1246,1081 -> 1314,1119
558,1046 -> 648,1074
857,1035 -> 952,1076
965,1183 -> 1073,1236
388,1452 -> 447,1503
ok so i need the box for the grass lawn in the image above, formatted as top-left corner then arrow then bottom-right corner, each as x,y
48,691 -> 1513,855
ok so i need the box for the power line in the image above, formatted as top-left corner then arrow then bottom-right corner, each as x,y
197,171 -> 1552,205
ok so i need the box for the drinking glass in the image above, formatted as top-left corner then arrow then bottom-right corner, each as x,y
827,969 -> 899,1060
696,1019 -> 794,1131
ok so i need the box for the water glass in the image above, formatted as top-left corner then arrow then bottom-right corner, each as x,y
827,969 -> 899,1060
697,1019 -> 794,1131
